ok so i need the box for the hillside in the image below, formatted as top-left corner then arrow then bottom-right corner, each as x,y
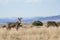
0,15 -> 60,23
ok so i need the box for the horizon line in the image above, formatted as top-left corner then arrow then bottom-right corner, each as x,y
0,15 -> 60,18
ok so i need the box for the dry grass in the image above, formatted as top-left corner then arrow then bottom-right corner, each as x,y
0,24 -> 60,40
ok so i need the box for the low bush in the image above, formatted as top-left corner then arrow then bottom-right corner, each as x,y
32,20 -> 43,26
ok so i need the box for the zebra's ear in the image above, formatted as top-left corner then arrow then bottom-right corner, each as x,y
18,17 -> 19,20
20,17 -> 22,19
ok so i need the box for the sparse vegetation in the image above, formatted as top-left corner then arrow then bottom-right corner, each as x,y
0,26 -> 60,40
0,22 -> 60,40
32,20 -> 43,26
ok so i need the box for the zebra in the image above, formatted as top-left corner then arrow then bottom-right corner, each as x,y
7,17 -> 22,30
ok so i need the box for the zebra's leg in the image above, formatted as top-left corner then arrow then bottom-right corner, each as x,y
15,24 -> 19,30
16,23 -> 20,30
16,27 -> 19,30
7,25 -> 11,30
47,24 -> 49,28
20,24 -> 22,27
56,24 -> 59,27
7,27 -> 11,30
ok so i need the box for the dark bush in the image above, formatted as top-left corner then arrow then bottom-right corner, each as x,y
32,20 -> 43,26
2,25 -> 6,28
57,22 -> 60,26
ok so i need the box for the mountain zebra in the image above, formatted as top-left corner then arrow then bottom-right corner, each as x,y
7,17 -> 22,30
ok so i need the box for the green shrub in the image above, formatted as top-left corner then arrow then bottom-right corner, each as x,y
32,20 -> 43,26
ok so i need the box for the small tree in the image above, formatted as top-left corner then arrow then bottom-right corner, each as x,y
32,20 -> 43,26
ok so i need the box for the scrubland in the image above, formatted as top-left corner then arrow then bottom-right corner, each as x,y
0,24 -> 60,40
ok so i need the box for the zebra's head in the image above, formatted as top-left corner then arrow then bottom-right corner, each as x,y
18,17 -> 22,23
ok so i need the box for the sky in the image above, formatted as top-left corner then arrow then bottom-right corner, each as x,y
0,0 -> 60,18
